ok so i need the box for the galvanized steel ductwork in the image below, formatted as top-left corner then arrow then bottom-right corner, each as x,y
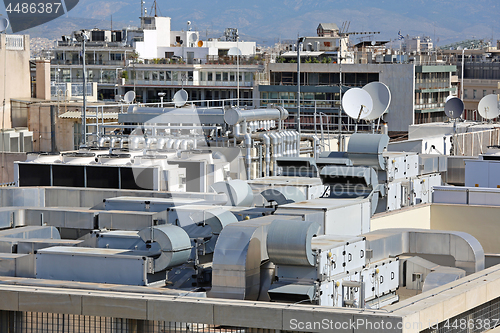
209,215 -> 300,300
267,220 -> 321,266
363,229 -> 485,275
211,180 -> 254,207
138,224 -> 191,273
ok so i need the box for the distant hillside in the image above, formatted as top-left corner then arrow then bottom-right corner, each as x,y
3,0 -> 499,46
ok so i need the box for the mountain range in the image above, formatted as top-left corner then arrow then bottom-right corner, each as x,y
3,0 -> 499,46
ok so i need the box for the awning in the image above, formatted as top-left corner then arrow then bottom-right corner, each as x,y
59,111 -> 118,120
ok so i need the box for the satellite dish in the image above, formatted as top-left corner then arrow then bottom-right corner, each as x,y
189,33 -> 198,43
0,18 -> 9,33
342,88 -> 373,121
197,40 -> 203,47
123,91 -> 136,104
362,82 -> 391,120
173,89 -> 188,107
371,40 -> 376,46
444,96 -> 464,119
478,94 -> 500,120
228,47 -> 242,56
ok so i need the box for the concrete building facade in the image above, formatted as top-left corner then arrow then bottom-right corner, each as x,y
0,34 -> 31,129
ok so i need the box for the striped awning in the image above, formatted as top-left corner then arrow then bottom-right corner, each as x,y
59,111 -> 118,120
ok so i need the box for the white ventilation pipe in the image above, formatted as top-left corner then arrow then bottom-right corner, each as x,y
166,138 -> 176,149
157,137 -> 167,150
244,133 -> 252,180
110,137 -> 119,148
300,134 -> 320,159
98,136 -> 110,148
270,133 -> 279,176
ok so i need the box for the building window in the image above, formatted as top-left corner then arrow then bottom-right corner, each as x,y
464,89 -> 468,99
230,72 -> 235,81
159,71 -> 165,81
245,72 -> 252,82
223,72 -> 229,81
208,72 -> 213,81
493,90 -> 497,95
483,90 -> 487,97
200,72 -> 205,81
152,71 -> 158,81
216,72 -> 222,81
166,71 -> 171,80
473,89 -> 477,99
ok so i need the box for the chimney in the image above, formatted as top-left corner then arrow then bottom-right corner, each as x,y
36,59 -> 51,100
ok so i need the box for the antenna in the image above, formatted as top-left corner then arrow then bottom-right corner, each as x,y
478,94 -> 500,120
341,88 -> 373,122
0,18 -> 9,33
444,96 -> 464,119
173,89 -> 188,107
123,91 -> 136,104
362,82 -> 391,121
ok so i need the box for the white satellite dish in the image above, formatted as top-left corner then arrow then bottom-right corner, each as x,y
173,89 -> 188,107
123,91 -> 136,104
362,82 -> 391,120
371,40 -> 376,46
189,33 -> 198,44
478,94 -> 500,120
342,88 -> 373,121
228,47 -> 242,56
0,18 -> 9,33
444,96 -> 464,119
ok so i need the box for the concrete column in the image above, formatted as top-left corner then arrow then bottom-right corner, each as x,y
35,59 -> 51,100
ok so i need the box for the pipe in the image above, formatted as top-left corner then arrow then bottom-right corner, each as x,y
300,134 -> 320,159
98,136 -> 110,148
244,133 -> 252,180
261,133 -> 271,177
157,137 -> 167,150
166,138 -> 175,149
110,137 -> 119,148
145,137 -> 157,150
270,133 -> 279,175
224,107 -> 288,126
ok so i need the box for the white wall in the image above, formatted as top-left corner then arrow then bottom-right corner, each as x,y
154,17 -> 171,48
202,40 -> 256,56
135,30 -> 158,59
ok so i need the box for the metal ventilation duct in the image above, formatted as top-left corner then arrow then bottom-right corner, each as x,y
209,215 -> 300,300
260,187 -> 306,206
211,180 -> 254,207
138,224 -> 191,272
224,106 -> 288,125
347,133 -> 389,170
267,220 -> 321,266
363,229 -> 484,275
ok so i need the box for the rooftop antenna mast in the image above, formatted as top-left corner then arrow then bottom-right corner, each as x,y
140,0 -> 145,28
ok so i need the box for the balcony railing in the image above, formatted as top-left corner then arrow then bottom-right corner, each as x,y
51,59 -> 125,66
124,79 -> 253,87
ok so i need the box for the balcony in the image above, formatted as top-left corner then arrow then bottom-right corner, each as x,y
51,60 -> 125,66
